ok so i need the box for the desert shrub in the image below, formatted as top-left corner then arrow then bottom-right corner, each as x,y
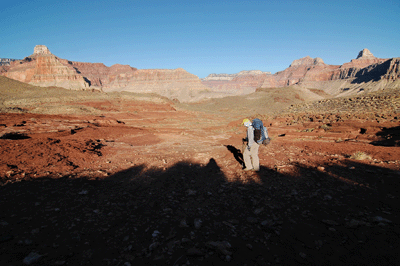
350,151 -> 371,160
321,124 -> 332,131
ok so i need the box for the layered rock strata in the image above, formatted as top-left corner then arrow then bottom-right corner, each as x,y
3,46 -> 89,89
292,49 -> 399,96
3,46 -> 399,101
202,49 -> 399,97
1,45 -> 210,102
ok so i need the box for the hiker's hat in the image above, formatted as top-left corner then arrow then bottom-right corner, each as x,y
242,118 -> 250,125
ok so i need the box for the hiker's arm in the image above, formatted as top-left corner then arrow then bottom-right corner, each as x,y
247,127 -> 255,147
264,126 -> 269,138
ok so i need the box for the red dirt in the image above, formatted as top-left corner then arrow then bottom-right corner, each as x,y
1,100 -> 399,265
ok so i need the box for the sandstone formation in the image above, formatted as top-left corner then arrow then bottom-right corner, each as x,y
295,50 -> 399,96
1,45 -> 210,102
259,51 -> 393,91
65,60 -> 208,101
33,45 -> 52,55
2,46 -> 89,90
202,49 -> 399,98
261,56 -> 331,88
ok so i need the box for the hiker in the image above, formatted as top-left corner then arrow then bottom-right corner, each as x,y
242,118 -> 260,171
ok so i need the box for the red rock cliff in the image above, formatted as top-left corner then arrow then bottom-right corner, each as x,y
3,46 -> 89,89
261,49 -> 399,96
1,45 -> 209,101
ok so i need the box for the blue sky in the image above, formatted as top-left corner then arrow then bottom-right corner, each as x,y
1,0 -> 399,78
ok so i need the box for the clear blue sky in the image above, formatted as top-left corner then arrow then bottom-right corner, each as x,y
1,0 -> 399,78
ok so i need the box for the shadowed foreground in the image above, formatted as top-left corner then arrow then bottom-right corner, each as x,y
1,79 -> 399,265
1,158 -> 399,266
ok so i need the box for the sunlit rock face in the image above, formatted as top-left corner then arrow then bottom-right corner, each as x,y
260,49 -> 399,96
33,45 -> 52,55
1,45 -> 211,101
2,45 -> 89,89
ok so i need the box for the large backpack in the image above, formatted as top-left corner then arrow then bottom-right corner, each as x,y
252,118 -> 270,145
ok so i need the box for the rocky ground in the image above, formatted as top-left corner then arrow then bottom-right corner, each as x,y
1,88 -> 400,265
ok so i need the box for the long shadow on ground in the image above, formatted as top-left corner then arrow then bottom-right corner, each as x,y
370,126 -> 400,147
0,158 -> 399,265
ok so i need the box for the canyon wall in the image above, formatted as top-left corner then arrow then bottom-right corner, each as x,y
292,49 -> 399,96
202,49 -> 399,97
2,46 -> 399,101
1,45 -> 210,102
2,47 -> 89,89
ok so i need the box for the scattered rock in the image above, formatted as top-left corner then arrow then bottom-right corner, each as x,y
187,247 -> 204,257
0,235 -> 13,243
322,220 -> 339,226
194,218 -> 202,229
346,219 -> 367,228
247,217 -> 258,224
186,189 -> 197,196
372,216 -> 392,223
23,252 -> 42,265
206,241 -> 232,256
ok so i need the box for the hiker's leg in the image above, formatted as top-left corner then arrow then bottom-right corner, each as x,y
250,143 -> 260,171
243,147 -> 253,170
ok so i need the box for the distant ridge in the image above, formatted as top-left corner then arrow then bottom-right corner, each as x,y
202,49 -> 400,97
0,45 -> 210,102
202,70 -> 271,81
0,58 -> 19,66
2,46 -> 399,101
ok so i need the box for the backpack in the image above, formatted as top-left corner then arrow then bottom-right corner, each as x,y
252,118 -> 270,145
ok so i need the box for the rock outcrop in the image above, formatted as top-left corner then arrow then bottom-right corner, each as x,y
1,45 -> 210,102
261,56 -> 330,88
64,60 -> 208,101
202,49 -> 399,98
204,49 -> 399,97
3,46 -> 89,89
291,50 -> 398,96
103,68 -> 209,101
33,45 -> 52,55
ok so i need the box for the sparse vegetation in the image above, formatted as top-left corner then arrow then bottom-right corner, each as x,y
350,151 -> 372,160
321,124 -> 332,131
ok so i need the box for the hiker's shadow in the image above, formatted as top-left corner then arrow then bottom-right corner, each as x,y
225,145 -> 244,168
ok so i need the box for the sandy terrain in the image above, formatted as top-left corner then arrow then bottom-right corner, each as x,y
1,88 -> 399,265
